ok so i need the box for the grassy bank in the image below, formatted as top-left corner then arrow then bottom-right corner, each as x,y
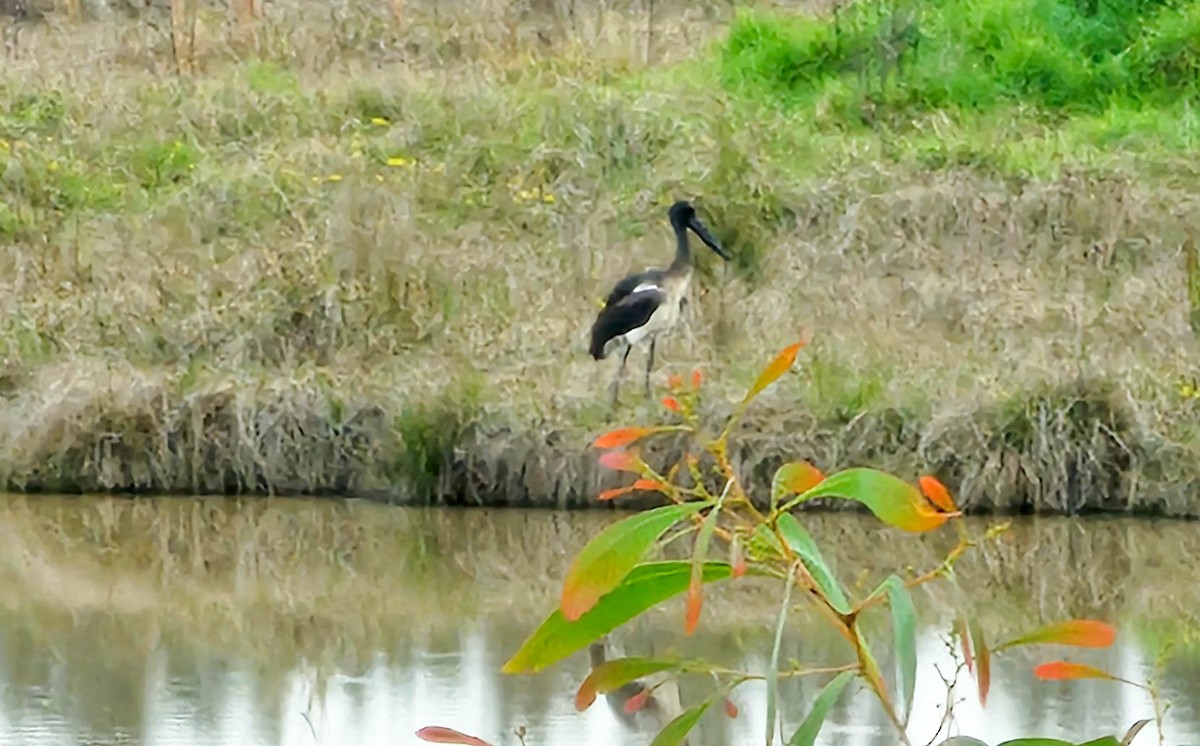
1,0 -> 1199,514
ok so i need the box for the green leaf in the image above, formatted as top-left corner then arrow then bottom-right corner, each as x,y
782,467 -> 958,532
650,698 -> 715,746
766,561 -> 798,746
503,560 -> 733,675
560,502 -> 708,621
882,575 -> 917,726
786,670 -> 857,746
575,657 -> 683,711
776,513 -> 851,614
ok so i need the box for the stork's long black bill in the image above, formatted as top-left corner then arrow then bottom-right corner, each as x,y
688,217 -> 731,260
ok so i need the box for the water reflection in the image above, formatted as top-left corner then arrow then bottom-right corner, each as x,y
0,496 -> 1198,745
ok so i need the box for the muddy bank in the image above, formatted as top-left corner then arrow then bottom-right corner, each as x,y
0,362 -> 1195,517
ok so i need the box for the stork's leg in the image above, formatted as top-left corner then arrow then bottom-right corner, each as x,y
610,343 -> 632,408
644,337 -> 657,399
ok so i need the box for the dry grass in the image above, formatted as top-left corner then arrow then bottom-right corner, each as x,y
0,0 -> 1198,514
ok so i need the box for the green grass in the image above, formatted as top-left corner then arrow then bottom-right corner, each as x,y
0,0 -> 1198,514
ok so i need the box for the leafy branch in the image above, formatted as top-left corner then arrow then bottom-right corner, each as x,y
420,332 -> 1169,746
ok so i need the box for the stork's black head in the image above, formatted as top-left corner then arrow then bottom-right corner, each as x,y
668,200 -> 732,260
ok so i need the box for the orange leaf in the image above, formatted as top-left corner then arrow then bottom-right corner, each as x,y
730,535 -> 746,578
970,618 -> 991,707
1033,661 -> 1120,682
574,681 -> 598,711
772,461 -> 825,502
998,620 -> 1117,651
691,369 -> 703,389
793,467 -> 960,532
416,726 -> 495,746
742,333 -> 812,404
598,485 -> 635,501
918,475 -> 957,512
723,697 -> 739,719
598,450 -> 642,474
633,479 -> 670,494
662,396 -> 681,413
684,583 -> 703,636
624,688 -> 651,714
957,617 -> 974,676
594,427 -> 655,449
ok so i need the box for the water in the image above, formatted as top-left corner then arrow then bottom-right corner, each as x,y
0,495 -> 1198,746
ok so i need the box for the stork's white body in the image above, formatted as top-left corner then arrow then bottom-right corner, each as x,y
612,274 -> 690,352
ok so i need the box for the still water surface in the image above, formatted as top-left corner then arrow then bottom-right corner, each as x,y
0,495 -> 1198,746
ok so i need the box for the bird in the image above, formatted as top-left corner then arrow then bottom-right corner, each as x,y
588,200 -> 732,406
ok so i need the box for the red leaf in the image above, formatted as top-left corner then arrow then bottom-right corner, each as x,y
624,688 -> 651,714
598,450 -> 641,474
918,475 -> 957,513
594,427 -> 655,449
598,485 -> 635,501
691,369 -> 703,389
723,697 -> 739,719
416,726 -> 495,746
662,396 -> 681,413
684,583 -> 703,636
1033,661 -> 1120,682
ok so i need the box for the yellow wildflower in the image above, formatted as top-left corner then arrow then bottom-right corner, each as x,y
370,116 -> 390,126
386,156 -> 408,167
542,193 -> 555,204
48,161 -> 59,172
327,174 -> 342,182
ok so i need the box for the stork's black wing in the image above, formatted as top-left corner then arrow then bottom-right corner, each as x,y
603,269 -> 666,309
589,288 -> 666,360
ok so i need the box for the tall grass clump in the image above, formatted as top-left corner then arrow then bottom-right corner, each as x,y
721,0 -> 1200,120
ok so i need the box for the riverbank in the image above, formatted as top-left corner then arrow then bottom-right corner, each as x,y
1,0 -> 1198,515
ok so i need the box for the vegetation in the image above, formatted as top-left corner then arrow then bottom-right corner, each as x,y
421,339 -> 1170,745
0,0 -> 1198,514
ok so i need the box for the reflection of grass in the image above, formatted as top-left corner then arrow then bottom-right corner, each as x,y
3,495 -> 1200,672
1,0 -> 1199,514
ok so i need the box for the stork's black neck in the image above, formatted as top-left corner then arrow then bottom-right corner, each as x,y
669,219 -> 691,272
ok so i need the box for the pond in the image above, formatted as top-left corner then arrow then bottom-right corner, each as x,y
0,494 -> 1197,746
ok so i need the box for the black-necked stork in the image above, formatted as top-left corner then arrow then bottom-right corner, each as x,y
588,200 -> 731,405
